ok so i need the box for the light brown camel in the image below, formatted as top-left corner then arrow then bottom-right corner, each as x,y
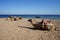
7,16 -> 22,21
7,16 -> 14,21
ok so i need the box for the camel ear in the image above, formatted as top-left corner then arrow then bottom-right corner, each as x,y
41,19 -> 44,23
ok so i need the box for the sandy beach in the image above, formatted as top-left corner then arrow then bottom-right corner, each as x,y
0,18 -> 60,40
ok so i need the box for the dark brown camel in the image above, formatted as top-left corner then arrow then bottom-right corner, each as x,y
28,19 -> 44,30
28,19 -> 56,31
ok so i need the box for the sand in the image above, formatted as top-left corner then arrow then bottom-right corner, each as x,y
0,18 -> 60,40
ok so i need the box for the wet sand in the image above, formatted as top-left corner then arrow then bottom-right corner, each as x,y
0,18 -> 60,40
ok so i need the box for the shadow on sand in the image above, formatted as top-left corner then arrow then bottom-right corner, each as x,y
18,26 -> 47,31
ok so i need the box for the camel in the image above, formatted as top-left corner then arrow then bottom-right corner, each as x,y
28,19 -> 44,29
7,16 -> 22,21
28,19 -> 56,31
17,16 -> 22,21
7,16 -> 14,21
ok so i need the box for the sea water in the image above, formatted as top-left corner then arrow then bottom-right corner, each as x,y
0,15 -> 60,19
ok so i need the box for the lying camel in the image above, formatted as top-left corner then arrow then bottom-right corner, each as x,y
7,16 -> 22,21
28,19 -> 56,31
6,16 -> 14,21
17,16 -> 22,21
28,19 -> 44,29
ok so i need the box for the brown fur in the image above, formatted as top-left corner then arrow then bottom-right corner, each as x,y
28,19 -> 44,29
28,19 -> 56,31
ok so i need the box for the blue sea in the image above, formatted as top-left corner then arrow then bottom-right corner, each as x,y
0,15 -> 60,19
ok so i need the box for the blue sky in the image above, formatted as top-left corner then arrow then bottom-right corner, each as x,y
0,0 -> 60,15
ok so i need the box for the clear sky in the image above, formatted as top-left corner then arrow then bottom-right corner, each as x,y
0,0 -> 60,15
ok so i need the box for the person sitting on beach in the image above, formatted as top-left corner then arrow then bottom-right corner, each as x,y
42,20 -> 55,31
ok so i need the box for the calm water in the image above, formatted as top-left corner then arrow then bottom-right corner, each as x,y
0,15 -> 60,19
